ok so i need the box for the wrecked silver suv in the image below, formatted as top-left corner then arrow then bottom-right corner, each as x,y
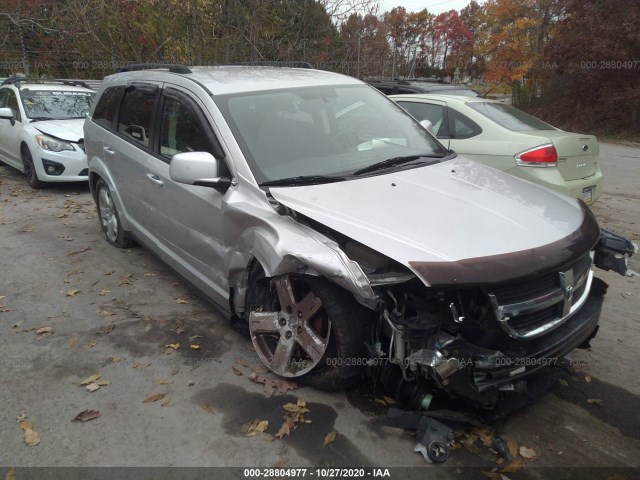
85,64 -> 635,410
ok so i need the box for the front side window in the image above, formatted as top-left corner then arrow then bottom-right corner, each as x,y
117,88 -> 156,147
159,97 -> 212,160
467,102 -> 556,131
21,89 -> 93,120
0,89 -> 22,122
215,84 -> 448,184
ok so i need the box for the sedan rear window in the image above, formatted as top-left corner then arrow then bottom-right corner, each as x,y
467,102 -> 556,131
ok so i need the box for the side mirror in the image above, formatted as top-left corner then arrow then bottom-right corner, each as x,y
0,107 -> 16,126
420,119 -> 434,134
170,151 -> 231,193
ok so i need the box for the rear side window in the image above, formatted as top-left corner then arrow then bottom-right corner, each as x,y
448,109 -> 482,139
117,87 -> 156,147
93,87 -> 122,128
397,101 -> 447,137
467,102 -> 555,131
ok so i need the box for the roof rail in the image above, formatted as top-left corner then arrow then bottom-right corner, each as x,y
117,63 -> 192,74
231,61 -> 314,69
1,77 -> 91,89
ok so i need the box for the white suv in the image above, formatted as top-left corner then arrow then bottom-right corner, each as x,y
0,78 -> 95,188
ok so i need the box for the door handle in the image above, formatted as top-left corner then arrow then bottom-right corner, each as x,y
146,173 -> 164,186
103,146 -> 115,155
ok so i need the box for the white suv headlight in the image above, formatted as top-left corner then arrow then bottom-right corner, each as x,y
35,134 -> 75,152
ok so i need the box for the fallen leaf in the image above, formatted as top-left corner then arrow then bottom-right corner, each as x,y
174,298 -> 189,304
68,336 -> 79,347
275,420 -> 295,438
272,458 -> 289,468
157,380 -> 174,385
382,395 -> 397,405
232,366 -> 243,376
73,410 -> 100,422
5,467 -> 15,480
276,378 -> 298,394
97,310 -> 114,317
98,289 -> 111,296
85,341 -> 97,348
16,413 -> 28,423
161,400 -> 170,407
24,427 -> 40,447
242,419 -> 268,437
133,362 -> 151,369
20,224 -> 35,232
235,357 -> 249,367
143,272 -> 156,277
66,289 -> 80,297
165,343 -> 180,350
94,324 -> 115,335
60,235 -> 74,242
79,374 -> 101,386
507,439 -> 518,457
118,277 -> 133,286
324,431 -> 337,446
35,326 -> 53,335
587,398 -> 602,406
85,382 -> 100,392
143,393 -> 165,403
252,365 -> 269,374
201,402 -> 216,414
585,375 -> 592,383
95,380 -> 111,386
501,459 -> 523,473
558,378 -> 569,387
19,420 -> 34,431
12,320 -> 23,328
519,446 -> 538,460
189,344 -> 201,350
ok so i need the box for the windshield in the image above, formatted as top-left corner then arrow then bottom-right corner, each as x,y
215,84 -> 448,184
21,90 -> 95,120
467,102 -> 556,131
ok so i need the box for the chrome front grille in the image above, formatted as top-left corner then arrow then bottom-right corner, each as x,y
488,254 -> 593,339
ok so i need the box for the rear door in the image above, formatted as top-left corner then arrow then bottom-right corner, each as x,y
108,82 -> 160,231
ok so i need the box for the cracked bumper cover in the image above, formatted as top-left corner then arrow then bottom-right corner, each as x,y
449,277 -> 606,394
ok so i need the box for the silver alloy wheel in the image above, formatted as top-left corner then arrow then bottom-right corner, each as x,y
98,187 -> 118,243
249,275 -> 331,377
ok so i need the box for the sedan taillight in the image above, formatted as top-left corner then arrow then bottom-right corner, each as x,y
515,144 -> 558,167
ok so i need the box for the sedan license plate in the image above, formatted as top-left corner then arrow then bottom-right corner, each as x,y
582,186 -> 594,204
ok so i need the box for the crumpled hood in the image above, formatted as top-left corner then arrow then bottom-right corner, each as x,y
270,157 -> 599,286
32,119 -> 85,142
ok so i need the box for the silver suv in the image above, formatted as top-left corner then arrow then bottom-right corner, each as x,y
84,64 -> 634,406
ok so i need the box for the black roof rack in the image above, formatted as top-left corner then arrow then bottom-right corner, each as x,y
1,77 -> 91,89
117,63 -> 192,74
231,61 -> 314,69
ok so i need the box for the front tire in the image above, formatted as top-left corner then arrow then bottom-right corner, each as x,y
247,272 -> 370,391
95,178 -> 134,248
21,145 -> 44,189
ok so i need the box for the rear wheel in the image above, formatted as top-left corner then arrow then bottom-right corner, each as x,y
247,272 -> 370,391
95,178 -> 134,248
21,145 -> 44,189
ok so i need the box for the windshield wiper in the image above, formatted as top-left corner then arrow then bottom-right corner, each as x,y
352,154 -> 446,175
29,117 -> 56,122
260,175 -> 347,187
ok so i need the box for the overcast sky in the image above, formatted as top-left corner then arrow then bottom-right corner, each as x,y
376,0 -> 476,15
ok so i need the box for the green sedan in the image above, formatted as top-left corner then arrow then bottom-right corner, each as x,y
390,94 -> 603,204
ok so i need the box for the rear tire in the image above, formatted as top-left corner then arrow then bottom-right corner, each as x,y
21,145 -> 44,189
246,271 -> 370,391
95,178 -> 134,248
